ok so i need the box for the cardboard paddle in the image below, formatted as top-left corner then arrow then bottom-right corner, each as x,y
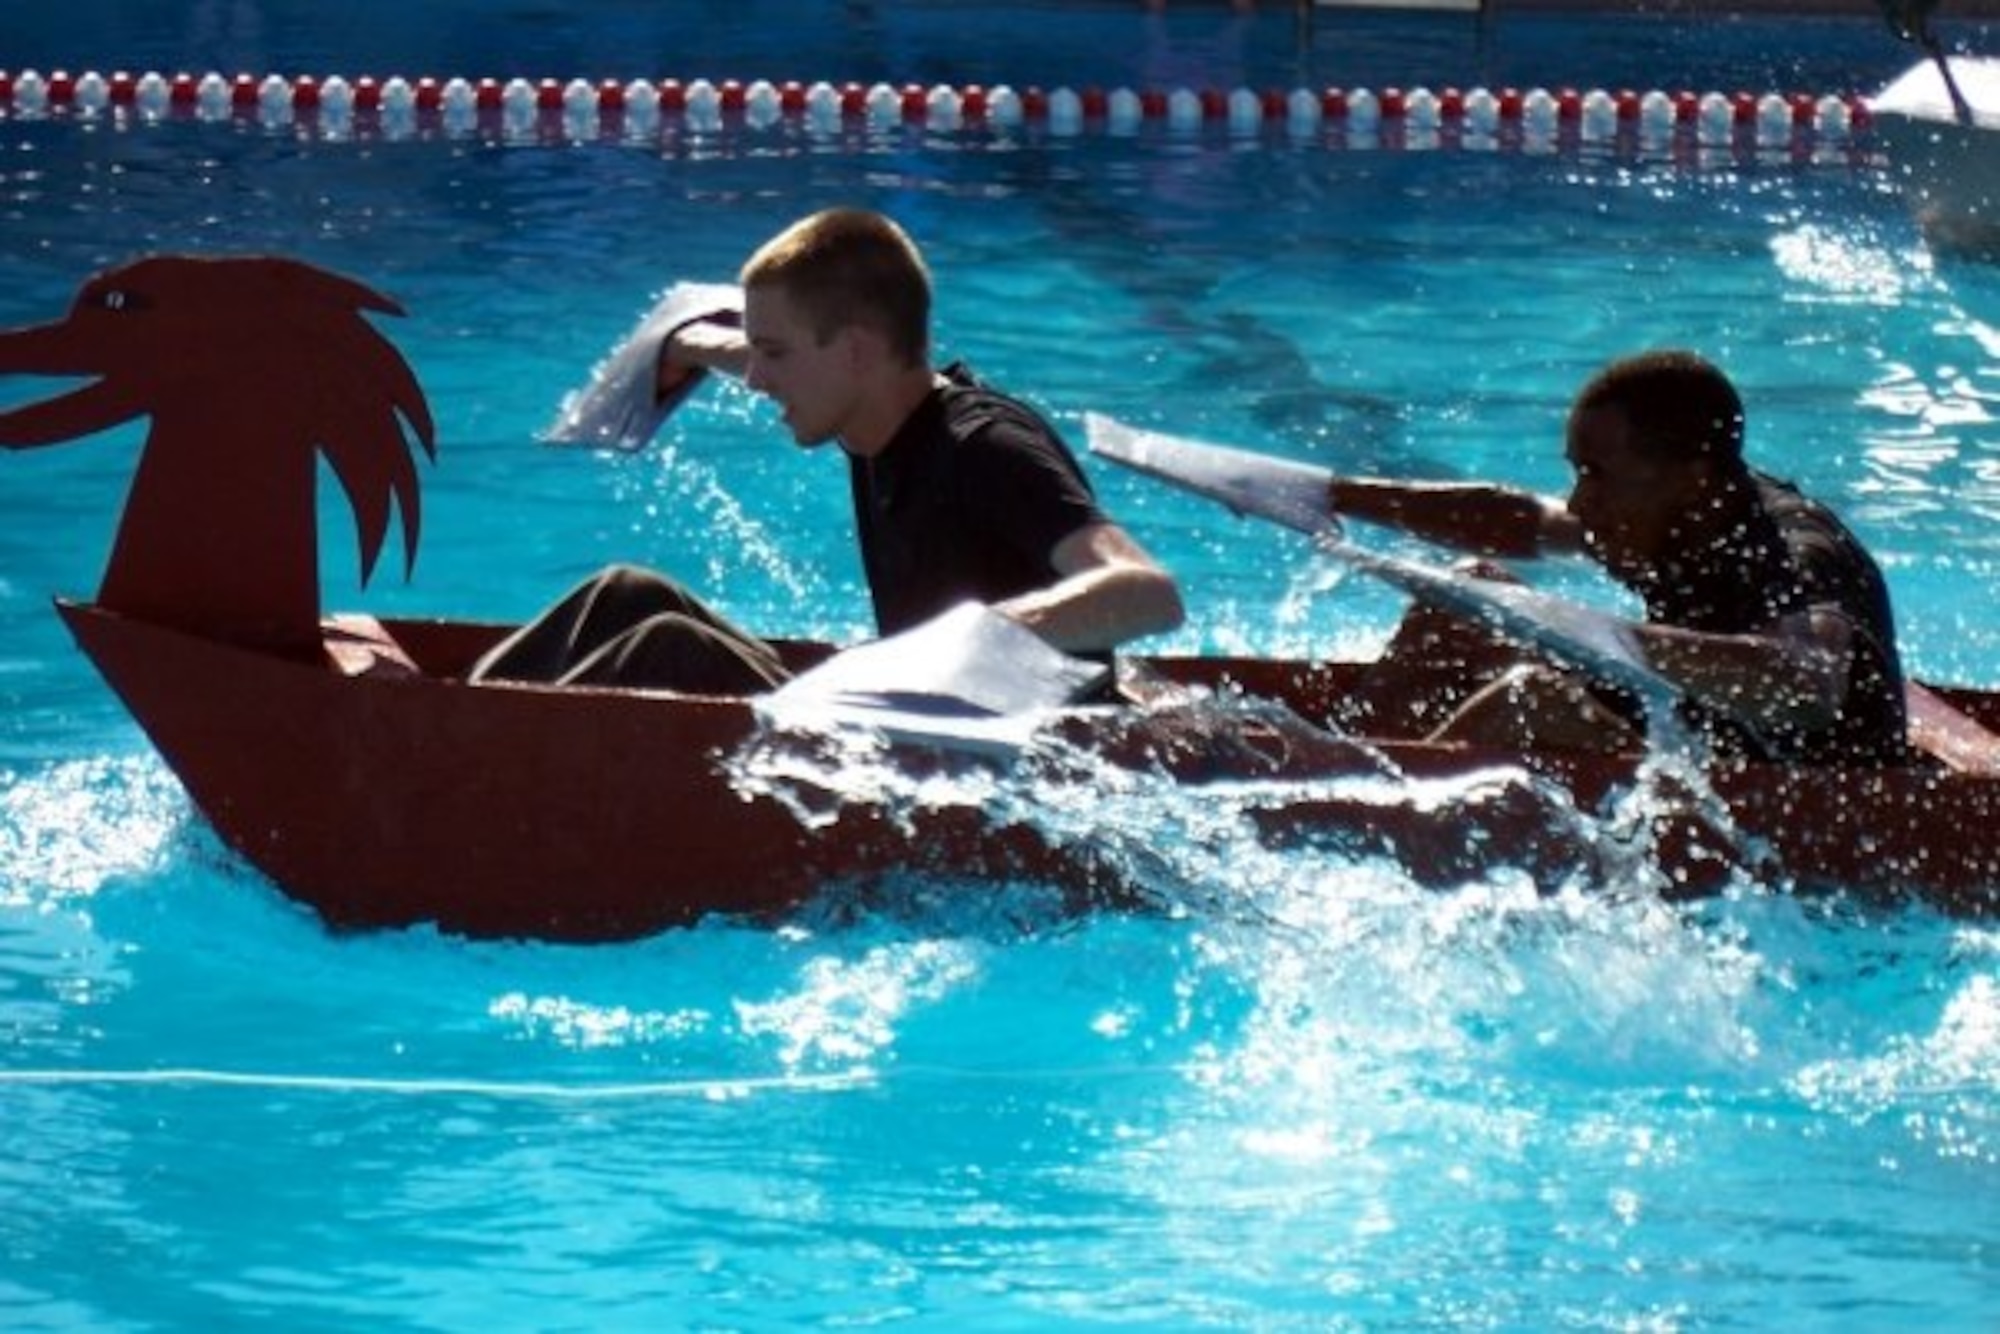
756,601 -> 1111,758
544,281 -> 745,451
1083,412 -> 1681,708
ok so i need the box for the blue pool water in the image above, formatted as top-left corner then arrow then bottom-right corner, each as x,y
5,2 -> 2000,1328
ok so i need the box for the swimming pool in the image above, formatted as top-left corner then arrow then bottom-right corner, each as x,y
5,2 -> 1999,1328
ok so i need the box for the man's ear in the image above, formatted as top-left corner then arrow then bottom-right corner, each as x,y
838,319 -> 890,373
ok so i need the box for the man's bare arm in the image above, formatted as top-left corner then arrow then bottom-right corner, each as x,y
993,522 -> 1185,654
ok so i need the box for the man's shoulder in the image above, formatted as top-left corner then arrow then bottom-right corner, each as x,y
1750,470 -> 1898,650
1753,471 -> 1875,561
937,363 -> 1062,445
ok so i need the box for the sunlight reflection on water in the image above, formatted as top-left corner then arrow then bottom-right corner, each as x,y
0,755 -> 184,903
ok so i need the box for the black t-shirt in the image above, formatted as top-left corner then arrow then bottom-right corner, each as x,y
849,364 -> 1106,636
1625,471 -> 1908,765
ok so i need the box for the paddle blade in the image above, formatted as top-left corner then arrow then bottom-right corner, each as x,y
1084,412 -> 1346,541
544,281 -> 745,451
757,602 -> 1111,758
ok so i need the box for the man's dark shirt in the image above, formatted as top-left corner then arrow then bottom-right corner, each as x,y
1625,471 -> 1907,765
850,363 -> 1105,636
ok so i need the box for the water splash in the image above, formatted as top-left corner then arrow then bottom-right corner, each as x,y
1770,222 -> 1922,305
1790,931 -> 2000,1165
639,438 -> 824,606
488,990 -> 713,1049
0,755 -> 186,905
725,676 -> 1771,932
709,668 -> 1833,1215
723,720 -> 1014,838
735,936 -> 984,1071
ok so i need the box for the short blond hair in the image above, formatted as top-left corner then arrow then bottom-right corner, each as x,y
740,208 -> 930,366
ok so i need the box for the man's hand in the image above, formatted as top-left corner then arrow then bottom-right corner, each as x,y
658,317 -> 749,397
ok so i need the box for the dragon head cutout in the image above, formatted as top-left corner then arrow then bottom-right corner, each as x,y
0,255 -> 436,649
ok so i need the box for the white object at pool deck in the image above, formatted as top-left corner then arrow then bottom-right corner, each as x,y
1869,54 -> 2000,252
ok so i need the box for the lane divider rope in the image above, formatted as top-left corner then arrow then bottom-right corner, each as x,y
0,69 -> 1871,144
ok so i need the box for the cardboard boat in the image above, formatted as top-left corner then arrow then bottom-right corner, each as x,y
6,255 -> 1997,939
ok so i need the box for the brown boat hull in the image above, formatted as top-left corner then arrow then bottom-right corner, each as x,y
58,600 -> 2000,938
58,601 -> 1116,939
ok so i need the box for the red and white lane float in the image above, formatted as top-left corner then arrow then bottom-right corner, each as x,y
0,67 -> 1867,150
